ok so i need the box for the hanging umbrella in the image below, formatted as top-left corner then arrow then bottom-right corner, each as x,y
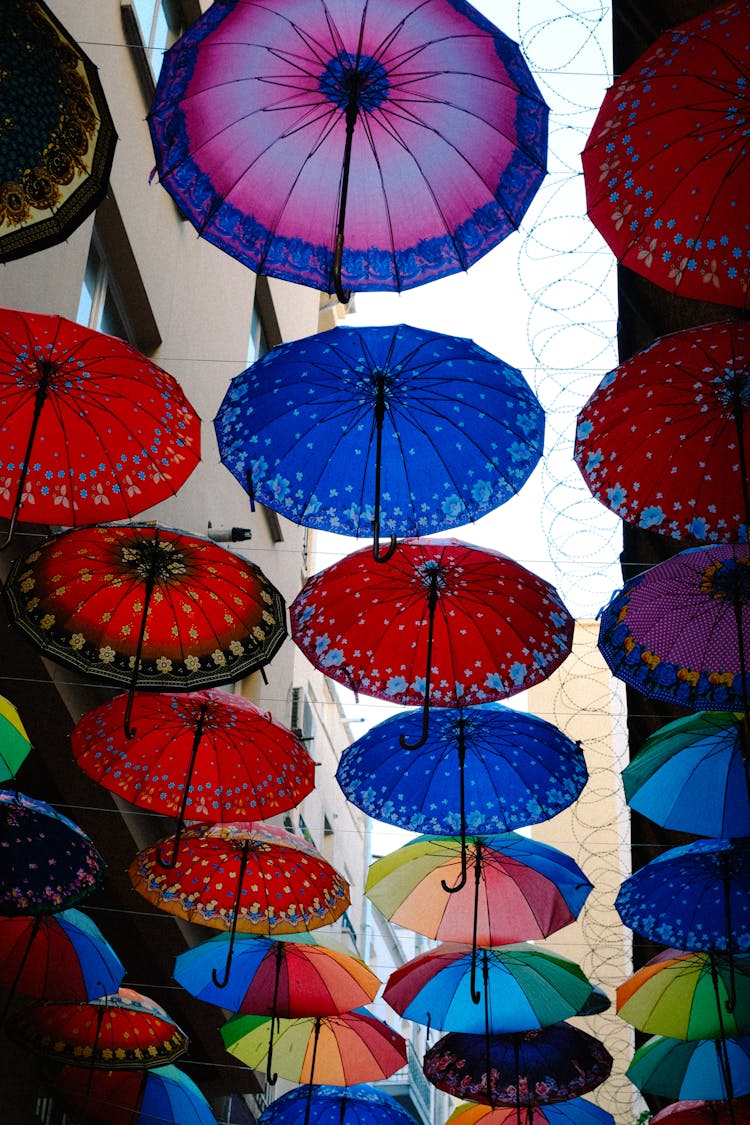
148,0 -> 548,302
597,544 -> 750,714
617,948 -> 750,1040
3,522 -> 287,737
173,931 -> 379,1022
259,1083 -> 418,1125
129,821 -> 350,990
574,321 -> 750,546
621,712 -> 750,839
52,1063 -> 218,1125
444,1099 -> 616,1125
0,308 -> 201,545
626,1035 -> 750,1103
0,908 -> 124,1013
291,537 -> 573,749
71,688 -> 314,867
383,942 -> 595,1034
8,986 -> 189,1069
0,694 -> 31,781
214,323 -> 544,557
0,789 -> 104,915
0,1 -> 116,263
650,1100 -> 750,1125
581,0 -> 750,308
423,1024 -> 613,1112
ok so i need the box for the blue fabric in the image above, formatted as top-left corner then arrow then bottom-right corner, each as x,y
137,1066 -> 217,1125
627,1035 -> 750,1101
259,1083 -> 417,1125
215,324 -> 544,539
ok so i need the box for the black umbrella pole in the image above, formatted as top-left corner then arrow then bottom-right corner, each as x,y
157,703 -> 208,869
123,568 -> 158,740
442,722 -> 468,893
331,89 -> 359,305
211,839 -> 250,989
0,362 -> 50,550
400,576 -> 439,751
371,374 -> 397,562
303,1019 -> 322,1125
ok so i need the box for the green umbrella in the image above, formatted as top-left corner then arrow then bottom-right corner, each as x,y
0,695 -> 31,782
627,1035 -> 750,1102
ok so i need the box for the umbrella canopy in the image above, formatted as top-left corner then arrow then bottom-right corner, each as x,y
9,986 -> 189,1069
259,1083 -> 418,1125
621,712 -> 750,839
173,931 -> 380,1017
0,788 -> 103,915
0,1 -> 116,263
0,908 -> 124,1008
0,308 -> 201,543
3,522 -> 287,736
148,0 -> 548,301
423,1024 -> 613,1109
52,1063 -> 218,1125
581,0 -> 750,308
575,321 -> 750,545
214,323 -> 544,553
597,545 -> 750,714
291,537 -> 573,748
617,948 -> 750,1041
71,688 -> 314,864
0,694 -> 31,781
626,1035 -> 750,1102
650,1100 -> 750,1125
444,1099 -> 615,1125
383,942 -> 595,1035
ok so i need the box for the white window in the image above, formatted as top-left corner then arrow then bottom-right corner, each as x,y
131,0 -> 182,79
246,301 -> 268,366
76,236 -> 131,342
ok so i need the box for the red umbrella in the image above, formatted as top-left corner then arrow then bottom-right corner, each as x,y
71,689 -> 314,867
128,821 -> 350,989
651,1100 -> 750,1125
291,537 -> 573,750
582,0 -> 750,308
575,321 -> 750,545
3,523 -> 287,737
0,308 -> 200,545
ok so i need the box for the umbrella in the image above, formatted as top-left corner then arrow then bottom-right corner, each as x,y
173,931 -> 379,1021
129,821 -> 350,989
0,1 -> 116,263
597,544 -> 750,714
0,694 -> 31,781
626,1035 -> 750,1103
574,321 -> 750,546
581,0 -> 750,308
422,1024 -> 613,1115
444,1099 -> 615,1125
0,788 -> 104,915
0,908 -> 124,1013
9,986 -> 189,1069
621,712 -> 750,839
148,0 -> 548,302
259,1083 -> 418,1125
291,536 -> 573,749
617,948 -> 750,1041
71,688 -> 314,867
3,522 -> 287,737
214,323 -> 544,557
383,942 -> 595,1034
52,1063 -> 218,1125
0,308 -> 201,545
650,1100 -> 750,1125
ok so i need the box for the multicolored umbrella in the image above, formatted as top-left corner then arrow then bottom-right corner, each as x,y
129,821 -> 349,989
383,942 -> 594,1034
0,1 -> 116,263
575,321 -> 750,545
617,948 -> 750,1041
0,694 -> 31,782
621,712 -> 750,839
3,523 -> 287,737
9,986 -> 189,1069
52,1063 -> 218,1125
650,1100 -> 750,1125
214,323 -> 544,556
444,1099 -> 616,1125
597,545 -> 750,714
149,0 -> 548,301
582,0 -> 750,308
626,1035 -> 750,1103
0,789 -> 104,915
292,537 -> 573,748
0,308 -> 201,545
259,1083 -> 418,1125
423,1024 -> 613,1113
71,689 -> 314,866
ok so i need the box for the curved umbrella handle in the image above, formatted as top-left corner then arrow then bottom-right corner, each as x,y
156,822 -> 184,870
211,840 -> 250,989
400,701 -> 431,753
442,720 -> 468,893
372,533 -> 398,563
266,1015 -> 279,1086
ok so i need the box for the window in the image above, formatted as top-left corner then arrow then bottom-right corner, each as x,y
290,687 -> 316,755
76,236 -> 132,342
246,301 -> 268,366
131,0 -> 182,79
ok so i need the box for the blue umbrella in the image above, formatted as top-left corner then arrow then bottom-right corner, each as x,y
622,712 -> 750,837
259,1083 -> 417,1125
626,1035 -> 750,1103
54,1062 -> 218,1124
214,324 -> 544,560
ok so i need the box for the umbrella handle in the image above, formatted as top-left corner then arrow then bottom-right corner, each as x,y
373,533 -> 398,563
442,722 -> 468,894
156,821 -> 184,870
371,370 -> 397,564
266,1015 -> 279,1086
399,574 -> 439,751
211,839 -> 250,989
156,703 -> 208,869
